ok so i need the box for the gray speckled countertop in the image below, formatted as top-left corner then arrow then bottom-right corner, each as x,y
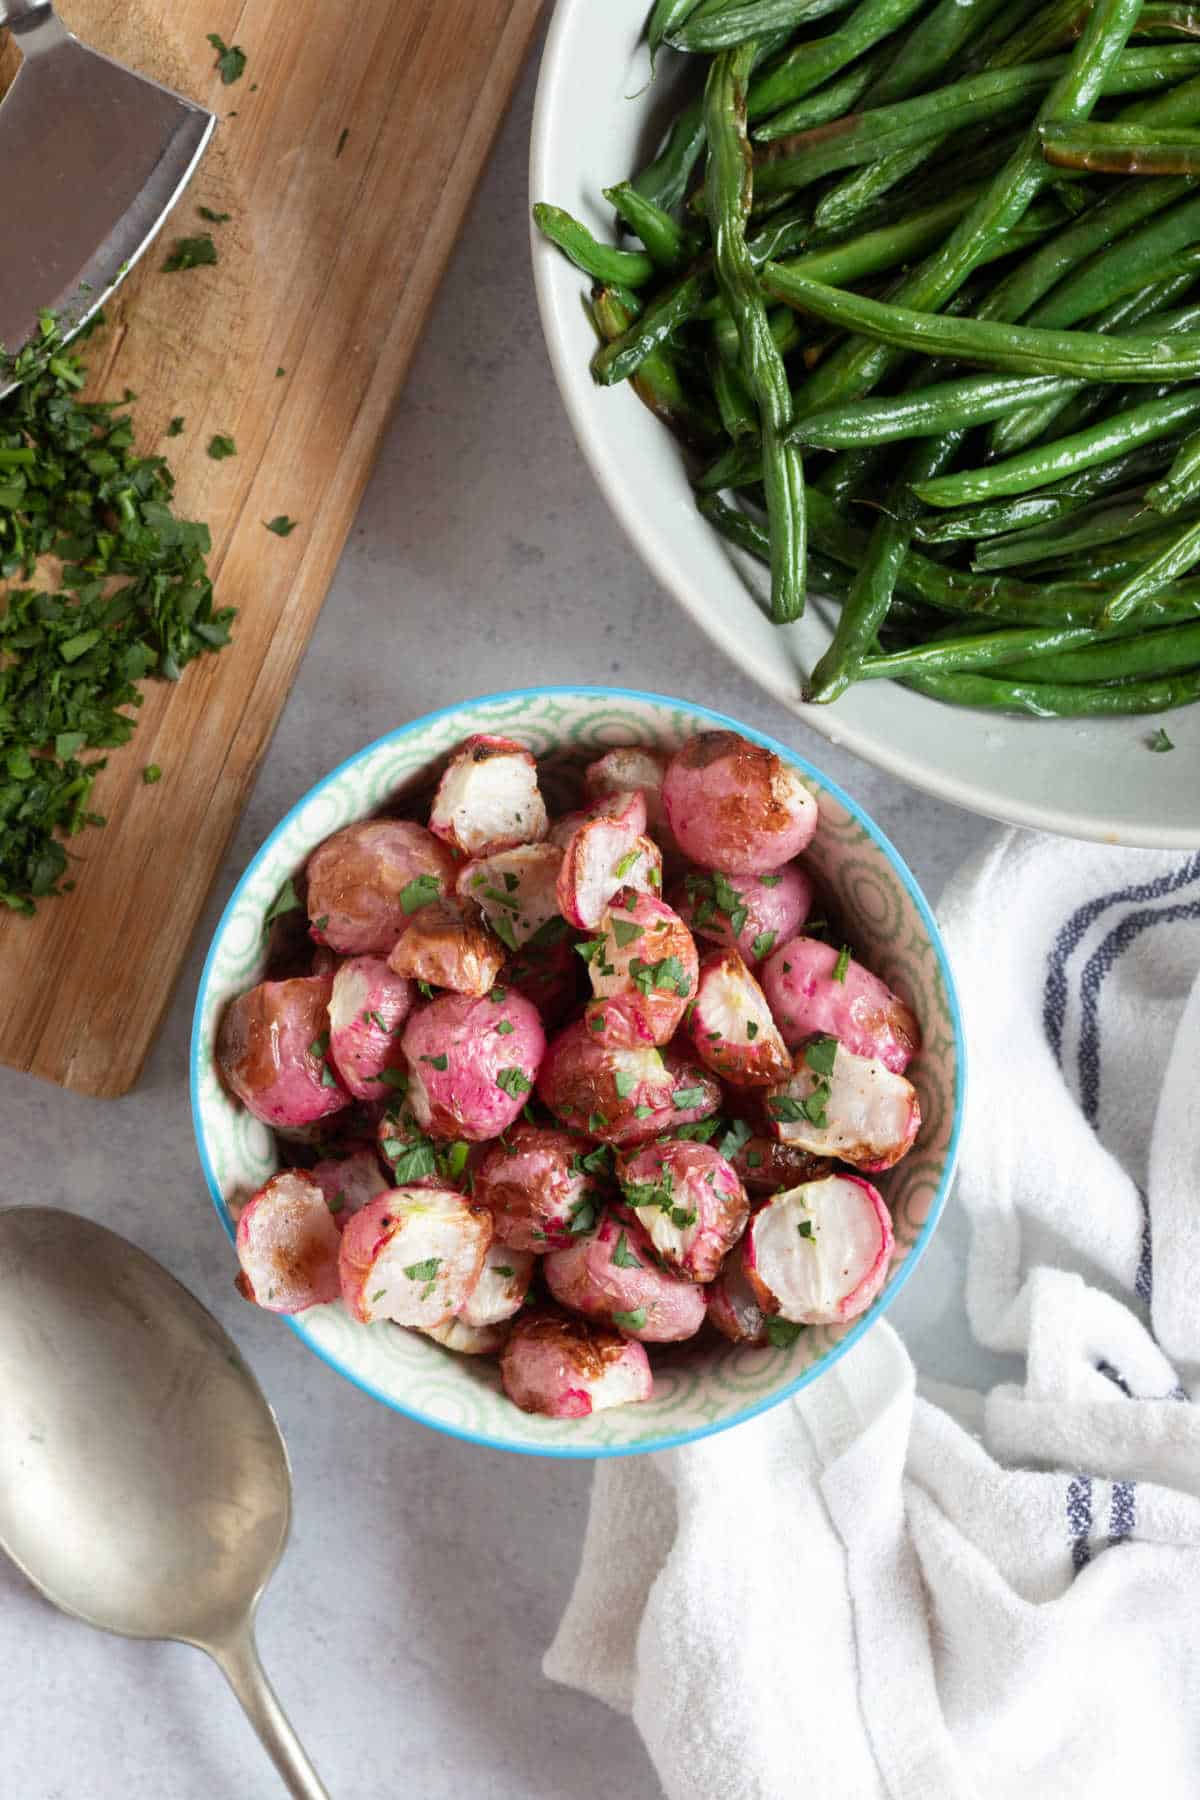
0,38 -> 999,1799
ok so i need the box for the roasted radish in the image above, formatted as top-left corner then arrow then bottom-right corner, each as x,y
429,734 -> 548,856
556,790 -> 662,929
424,1316 -> 510,1357
309,1147 -> 390,1227
217,976 -> 350,1128
459,1243 -> 535,1328
674,862 -> 812,965
617,1140 -> 748,1284
726,1133 -> 833,1198
327,956 -> 412,1099
338,1188 -> 492,1327
501,939 -> 579,1030
500,1308 -> 653,1418
707,1247 -> 770,1346
473,1124 -> 609,1251
581,892 -> 698,1047
760,937 -> 920,1072
306,819 -> 456,956
234,1171 -> 342,1313
536,1020 -> 719,1147
688,948 -> 792,1087
402,991 -> 545,1141
745,1176 -> 894,1326
584,745 -> 671,840
662,732 -> 818,874
544,1212 -> 707,1342
767,1037 -> 920,1172
386,897 -> 506,998
456,844 -> 564,951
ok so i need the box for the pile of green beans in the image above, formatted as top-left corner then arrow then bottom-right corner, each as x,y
533,0 -> 1200,721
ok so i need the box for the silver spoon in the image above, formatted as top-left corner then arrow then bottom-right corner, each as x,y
0,1205 -> 328,1799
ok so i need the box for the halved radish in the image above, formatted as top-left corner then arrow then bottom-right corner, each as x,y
688,948 -> 792,1087
327,956 -> 412,1099
456,844 -> 564,951
556,791 -> 662,929
582,892 -> 698,1047
726,1133 -> 833,1198
584,745 -> 671,839
387,897 -> 506,998
424,1316 -> 510,1356
536,1020 -> 719,1147
338,1188 -> 492,1327
217,976 -> 350,1129
767,1037 -> 920,1171
429,735 -> 548,856
306,819 -> 456,956
662,732 -> 818,873
459,1243 -> 535,1328
760,937 -> 921,1072
616,1140 -> 748,1284
745,1176 -> 893,1326
234,1171 -> 342,1313
673,861 -> 812,964
500,1308 -> 653,1418
473,1123 -> 607,1251
309,1147 -> 390,1229
707,1246 -> 769,1346
544,1211 -> 707,1342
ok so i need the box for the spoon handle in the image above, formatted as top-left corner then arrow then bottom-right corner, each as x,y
211,1623 -> 330,1799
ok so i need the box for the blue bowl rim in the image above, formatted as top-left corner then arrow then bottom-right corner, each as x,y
191,683 -> 966,1460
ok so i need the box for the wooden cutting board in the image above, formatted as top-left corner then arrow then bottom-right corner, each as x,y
0,0 -> 542,1096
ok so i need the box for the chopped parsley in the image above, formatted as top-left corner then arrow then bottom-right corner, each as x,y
611,1307 -> 647,1331
400,872 -> 441,914
376,1068 -> 409,1091
1149,728 -> 1175,752
404,1257 -> 442,1283
166,416 -> 186,437
587,1110 -> 609,1133
768,1095 -> 805,1123
142,763 -> 162,785
613,846 -> 641,879
420,1053 -> 448,1071
264,515 -> 298,536
162,234 -> 218,272
319,1063 -> 341,1089
670,1206 -> 697,1229
207,32 -> 247,83
381,1138 -> 435,1183
494,1265 -> 515,1279
796,1220 -> 815,1239
611,1230 -> 642,1269
746,1021 -> 758,1040
614,1070 -> 637,1097
527,915 -> 569,947
571,1144 -> 612,1177
496,1018 -> 515,1036
759,874 -> 781,887
489,985 -> 507,1002
263,880 -> 302,931
671,1085 -> 708,1109
750,930 -> 776,961
207,433 -> 237,461
496,1066 -> 532,1098
804,1035 -> 839,1077
336,126 -> 350,158
611,917 -> 642,948
629,954 -> 688,996
717,1117 -> 753,1159
675,1117 -> 721,1143
490,912 -> 518,952
308,1031 -> 330,1058
765,1317 -> 804,1349
371,1288 -> 386,1304
832,945 -> 851,983
198,205 -> 232,224
568,1192 -> 600,1236
327,1191 -> 345,1215
441,1140 -> 470,1181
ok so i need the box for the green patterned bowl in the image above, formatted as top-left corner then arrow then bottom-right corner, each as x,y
191,687 -> 964,1457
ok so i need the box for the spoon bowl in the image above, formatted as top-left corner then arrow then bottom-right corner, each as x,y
0,1206 -> 327,1798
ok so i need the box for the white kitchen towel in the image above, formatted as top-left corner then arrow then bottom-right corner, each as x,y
545,833 -> 1200,1800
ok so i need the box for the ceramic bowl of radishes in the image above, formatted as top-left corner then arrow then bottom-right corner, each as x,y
192,687 -> 964,1456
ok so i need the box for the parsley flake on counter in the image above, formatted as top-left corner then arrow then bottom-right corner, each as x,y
336,127 -> 351,158
162,233 -> 218,272
207,32 -> 247,84
265,515 -> 298,536
166,416 -> 186,437
207,433 -> 237,460
1149,728 -> 1175,753
142,764 -> 162,785
198,205 -> 232,224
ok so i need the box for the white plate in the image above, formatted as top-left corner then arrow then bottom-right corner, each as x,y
529,0 -> 1199,848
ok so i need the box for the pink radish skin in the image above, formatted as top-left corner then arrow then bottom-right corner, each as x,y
386,898 -> 506,998
768,1041 -> 921,1172
662,732 -> 818,874
500,1309 -> 653,1418
338,1188 -> 492,1327
473,1124 -> 605,1252
583,892 -> 698,1048
235,1172 -> 343,1313
402,991 -> 545,1142
459,1243 -> 535,1328
616,1140 -> 749,1284
584,745 -> 672,840
327,956 -> 412,1099
306,820 -> 456,956
689,948 -> 793,1088
673,862 -> 813,963
745,1176 -> 894,1326
309,1148 -> 390,1228
429,735 -> 549,857
456,844 -> 564,949
707,1246 -> 770,1346
760,937 -> 921,1072
424,1316 -> 510,1356
217,976 -> 350,1129
536,1020 -> 720,1147
556,790 -> 661,929
544,1212 -> 707,1342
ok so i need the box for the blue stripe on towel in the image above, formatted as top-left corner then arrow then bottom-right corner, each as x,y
1067,1475 -> 1093,1572
1042,856 -> 1200,1064
1077,898 -> 1200,1130
1109,1481 -> 1136,1545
